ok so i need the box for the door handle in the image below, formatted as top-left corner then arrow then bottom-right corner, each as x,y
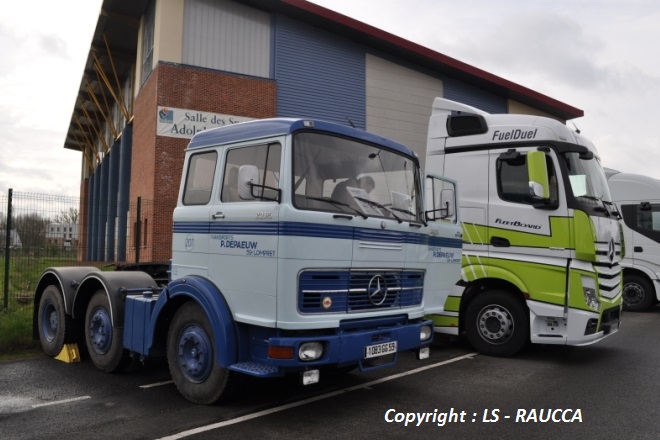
212,212 -> 225,220
634,246 -> 643,252
490,236 -> 510,247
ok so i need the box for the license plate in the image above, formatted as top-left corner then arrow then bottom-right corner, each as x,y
365,341 -> 397,359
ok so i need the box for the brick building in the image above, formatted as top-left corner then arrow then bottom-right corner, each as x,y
64,0 -> 583,264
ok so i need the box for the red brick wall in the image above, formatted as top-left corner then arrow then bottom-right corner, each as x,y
131,63 -> 277,261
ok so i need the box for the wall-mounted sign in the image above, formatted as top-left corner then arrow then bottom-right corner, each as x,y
157,106 -> 253,139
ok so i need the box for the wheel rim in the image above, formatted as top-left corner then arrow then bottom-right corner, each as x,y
476,304 -> 514,344
41,300 -> 57,343
89,306 -> 113,354
623,283 -> 644,307
177,325 -> 213,383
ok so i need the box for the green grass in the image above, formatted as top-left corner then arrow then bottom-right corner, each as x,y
0,308 -> 40,360
0,252 -> 96,361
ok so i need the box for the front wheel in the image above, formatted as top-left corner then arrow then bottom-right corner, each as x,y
622,274 -> 655,312
37,285 -> 68,357
167,301 -> 237,405
465,291 -> 529,357
85,290 -> 129,372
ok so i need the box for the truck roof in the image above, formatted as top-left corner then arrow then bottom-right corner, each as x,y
187,118 -> 418,159
607,170 -> 660,201
428,98 -> 597,156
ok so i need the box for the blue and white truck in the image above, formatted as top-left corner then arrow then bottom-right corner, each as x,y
33,118 -> 463,404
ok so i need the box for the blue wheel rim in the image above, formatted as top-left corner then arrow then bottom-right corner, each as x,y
177,325 -> 213,383
89,306 -> 112,354
41,300 -> 58,343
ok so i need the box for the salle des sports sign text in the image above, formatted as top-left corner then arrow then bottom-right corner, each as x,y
157,106 -> 253,139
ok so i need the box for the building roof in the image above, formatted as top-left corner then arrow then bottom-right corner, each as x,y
64,0 -> 583,153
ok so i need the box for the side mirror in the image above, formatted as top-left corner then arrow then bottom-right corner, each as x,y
440,188 -> 455,218
424,174 -> 457,222
527,151 -> 550,201
238,165 -> 259,200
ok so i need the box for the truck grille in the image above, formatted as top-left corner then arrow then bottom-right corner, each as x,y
594,240 -> 622,299
298,270 -> 424,313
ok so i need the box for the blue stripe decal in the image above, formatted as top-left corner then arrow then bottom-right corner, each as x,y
173,221 -> 462,248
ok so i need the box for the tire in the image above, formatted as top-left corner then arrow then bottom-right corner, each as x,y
85,290 -> 129,372
167,301 -> 237,405
464,290 -> 529,357
622,274 -> 655,312
37,285 -> 68,357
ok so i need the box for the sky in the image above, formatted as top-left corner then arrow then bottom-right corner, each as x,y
1,0 -> 659,198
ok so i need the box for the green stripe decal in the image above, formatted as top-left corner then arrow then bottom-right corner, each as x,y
444,296 -> 461,312
428,315 -> 459,328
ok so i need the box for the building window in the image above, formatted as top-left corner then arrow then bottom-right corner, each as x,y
141,0 -> 155,85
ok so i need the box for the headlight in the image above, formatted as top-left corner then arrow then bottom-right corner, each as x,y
420,325 -> 433,341
299,342 -> 324,361
583,287 -> 600,311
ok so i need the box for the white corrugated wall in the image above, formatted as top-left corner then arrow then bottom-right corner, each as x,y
366,54 -> 443,164
182,0 -> 271,78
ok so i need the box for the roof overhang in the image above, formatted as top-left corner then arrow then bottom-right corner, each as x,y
63,0 -> 149,153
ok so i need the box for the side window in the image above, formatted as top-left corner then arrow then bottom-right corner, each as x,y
182,151 -> 217,205
497,154 -> 557,205
636,203 -> 660,231
222,143 -> 281,202
623,203 -> 660,242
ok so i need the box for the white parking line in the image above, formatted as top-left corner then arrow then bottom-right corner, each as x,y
140,380 -> 174,389
156,352 -> 478,440
31,395 -> 92,408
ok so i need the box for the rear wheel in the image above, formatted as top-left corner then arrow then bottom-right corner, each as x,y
622,274 -> 655,312
85,290 -> 129,372
37,285 -> 68,357
465,291 -> 529,357
167,301 -> 237,404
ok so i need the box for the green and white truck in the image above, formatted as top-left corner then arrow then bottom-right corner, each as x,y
425,98 -> 623,356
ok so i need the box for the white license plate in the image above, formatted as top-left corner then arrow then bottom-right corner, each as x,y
365,341 -> 397,359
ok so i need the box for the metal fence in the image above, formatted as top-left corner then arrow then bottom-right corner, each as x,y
1,189 -> 173,311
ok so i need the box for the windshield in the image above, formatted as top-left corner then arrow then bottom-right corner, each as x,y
292,132 -> 421,222
563,152 -> 612,204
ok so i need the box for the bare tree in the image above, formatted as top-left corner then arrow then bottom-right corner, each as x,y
13,213 -> 49,249
54,207 -> 79,225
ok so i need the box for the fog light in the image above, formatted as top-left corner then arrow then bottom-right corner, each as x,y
583,287 -> 600,311
418,346 -> 430,360
302,369 -> 320,385
299,342 -> 324,361
420,325 -> 433,341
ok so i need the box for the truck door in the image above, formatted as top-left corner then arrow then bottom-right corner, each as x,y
628,202 -> 660,275
208,142 -> 282,325
172,149 -> 218,279
487,148 -> 570,305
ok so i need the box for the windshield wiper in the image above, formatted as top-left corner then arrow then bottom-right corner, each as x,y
303,196 -> 368,219
578,195 -> 610,216
390,206 -> 417,217
354,197 -> 403,223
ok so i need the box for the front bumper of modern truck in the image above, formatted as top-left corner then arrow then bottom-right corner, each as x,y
528,297 -> 621,346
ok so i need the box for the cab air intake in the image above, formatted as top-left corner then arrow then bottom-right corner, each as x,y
446,114 -> 488,137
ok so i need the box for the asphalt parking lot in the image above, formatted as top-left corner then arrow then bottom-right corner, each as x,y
1,307 -> 658,440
